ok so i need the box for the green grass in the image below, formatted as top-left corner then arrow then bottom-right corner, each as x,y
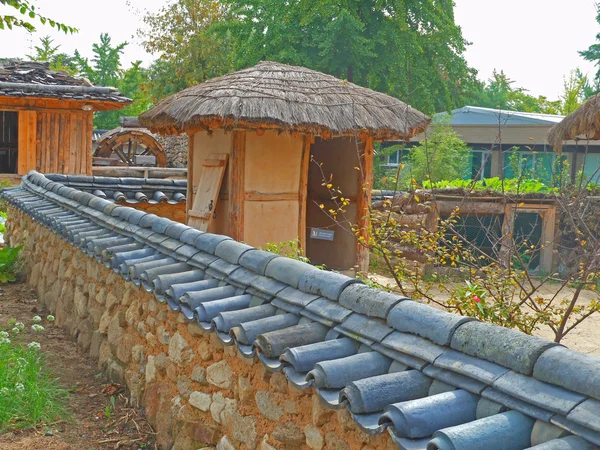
0,316 -> 70,431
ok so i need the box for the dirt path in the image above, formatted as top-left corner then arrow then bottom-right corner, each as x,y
371,273 -> 600,356
0,283 -> 156,450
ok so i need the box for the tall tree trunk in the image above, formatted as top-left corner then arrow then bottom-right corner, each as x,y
347,65 -> 354,83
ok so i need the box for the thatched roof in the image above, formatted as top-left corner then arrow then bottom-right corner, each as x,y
139,61 -> 430,140
0,60 -> 131,105
548,93 -> 600,150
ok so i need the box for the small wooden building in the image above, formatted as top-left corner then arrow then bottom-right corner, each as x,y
140,62 -> 429,271
0,60 -> 131,178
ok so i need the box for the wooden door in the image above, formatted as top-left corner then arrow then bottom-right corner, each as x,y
187,153 -> 229,231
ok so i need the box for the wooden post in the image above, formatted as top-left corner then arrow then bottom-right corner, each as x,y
186,133 -> 195,222
539,207 -> 557,275
230,130 -> 246,241
298,135 -> 312,252
356,137 -> 374,273
17,110 -> 36,175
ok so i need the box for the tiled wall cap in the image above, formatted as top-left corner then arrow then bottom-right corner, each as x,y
125,209 -> 147,226
427,410 -> 536,450
527,435 -> 600,450
339,283 -> 408,318
451,321 -> 560,376
533,346 -> 600,400
193,233 -> 232,254
138,213 -> 159,228
102,202 -> 120,216
66,175 -> 89,183
151,217 -> 175,235
179,228 -> 204,245
254,321 -> 329,359
280,337 -> 359,373
387,301 -> 476,346
568,399 -> 600,434
308,352 -> 392,389
119,177 -> 144,185
298,270 -> 361,301
382,389 -> 479,439
238,250 -> 279,275
46,173 -> 67,182
55,185 -> 71,197
341,370 -> 432,415
264,257 -> 317,288
164,223 -> 189,240
117,207 -> 137,221
530,420 -> 572,447
214,240 -> 254,265
80,192 -> 100,207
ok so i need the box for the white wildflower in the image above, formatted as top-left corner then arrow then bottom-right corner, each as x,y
32,316 -> 42,323
31,324 -> 44,332
14,383 -> 24,392
0,331 -> 9,338
11,327 -> 20,334
0,388 -> 8,396
46,315 -> 55,322
27,342 -> 41,351
15,322 -> 24,330
0,336 -> 10,345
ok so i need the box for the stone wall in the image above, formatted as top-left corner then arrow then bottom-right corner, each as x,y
156,134 -> 188,169
7,207 -> 395,450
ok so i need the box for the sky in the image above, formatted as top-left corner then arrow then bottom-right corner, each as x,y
0,0 -> 598,101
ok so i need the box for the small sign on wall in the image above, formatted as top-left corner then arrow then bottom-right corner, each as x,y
310,228 -> 335,241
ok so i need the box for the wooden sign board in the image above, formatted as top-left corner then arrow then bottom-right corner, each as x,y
187,153 -> 229,231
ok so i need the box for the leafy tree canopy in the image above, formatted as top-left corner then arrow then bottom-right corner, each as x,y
72,34 -> 151,129
139,0 -> 235,103
0,0 -> 76,33
213,0 -> 478,115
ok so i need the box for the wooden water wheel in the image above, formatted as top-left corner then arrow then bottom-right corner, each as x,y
93,128 -> 167,167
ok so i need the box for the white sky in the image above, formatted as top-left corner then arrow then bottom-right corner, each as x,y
0,0 -> 598,103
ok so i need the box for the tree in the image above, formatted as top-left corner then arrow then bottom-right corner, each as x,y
0,0 -> 76,33
406,120 -> 471,186
199,0 -> 478,114
470,70 -> 561,114
27,35 -> 78,75
74,34 -> 151,129
560,69 -> 586,115
139,0 -> 235,103
580,4 -> 600,85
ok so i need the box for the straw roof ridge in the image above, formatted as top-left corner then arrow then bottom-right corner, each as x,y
548,93 -> 600,150
140,61 -> 430,140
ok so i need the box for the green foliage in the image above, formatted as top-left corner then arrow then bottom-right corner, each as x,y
0,316 -> 69,431
73,34 -> 151,129
212,0 -> 477,114
104,396 -> 115,421
560,69 -> 586,115
139,0 -> 235,103
406,121 -> 470,186
469,70 -> 561,114
0,0 -> 77,33
0,246 -> 22,283
580,4 -> 600,89
262,239 -> 310,264
26,35 -> 78,75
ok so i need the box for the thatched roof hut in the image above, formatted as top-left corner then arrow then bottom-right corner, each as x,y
140,61 -> 430,272
548,93 -> 600,150
139,61 -> 430,140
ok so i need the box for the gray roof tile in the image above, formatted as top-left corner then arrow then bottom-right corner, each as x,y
214,240 -> 254,264
298,269 -> 361,301
339,284 -> 407,318
381,331 -> 445,364
433,349 -> 509,385
336,313 -> 394,344
254,322 -> 329,358
264,257 -> 317,288
567,398 -> 600,433
387,301 -> 475,346
451,321 -> 559,375
534,346 -> 600,401
238,250 -> 279,275
308,352 -> 392,389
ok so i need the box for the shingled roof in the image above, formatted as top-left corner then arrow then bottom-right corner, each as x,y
0,60 -> 131,104
3,172 -> 600,450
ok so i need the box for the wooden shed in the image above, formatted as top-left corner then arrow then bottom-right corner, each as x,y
140,62 -> 429,271
0,60 -> 131,179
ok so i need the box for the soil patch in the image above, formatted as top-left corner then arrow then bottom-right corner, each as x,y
0,282 -> 156,450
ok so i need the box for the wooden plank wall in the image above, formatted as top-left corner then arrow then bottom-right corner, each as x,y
35,110 -> 92,175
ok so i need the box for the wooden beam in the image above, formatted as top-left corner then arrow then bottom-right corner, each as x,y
298,135 -> 311,252
244,191 -> 299,202
186,133 -> 195,221
356,137 -> 374,273
229,130 -> 246,241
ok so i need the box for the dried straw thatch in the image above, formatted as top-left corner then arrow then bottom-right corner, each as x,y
139,61 -> 430,140
548,93 -> 600,150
